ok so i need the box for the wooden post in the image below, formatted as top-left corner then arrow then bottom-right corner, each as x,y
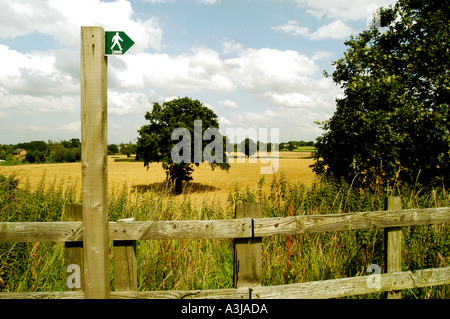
64,204 -> 83,291
81,26 -> 110,299
384,195 -> 402,299
233,203 -> 262,292
114,218 -> 137,291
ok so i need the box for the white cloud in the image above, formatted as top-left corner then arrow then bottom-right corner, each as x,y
218,116 -> 232,127
219,100 -> 239,109
226,48 -> 319,94
59,121 -> 81,133
271,20 -> 309,37
108,90 -> 153,116
143,0 -> 174,3
222,40 -> 243,54
115,48 -> 236,94
263,92 -> 312,108
0,88 -> 78,114
0,0 -> 163,52
163,96 -> 180,102
50,0 -> 162,52
117,45 -> 339,109
295,0 -> 396,21
0,0 -> 57,38
108,45 -> 340,126
0,45 -> 53,81
0,44 -> 79,116
0,0 -> 349,143
273,19 -> 355,40
26,121 -> 80,133
0,1 -> 163,123
310,20 -> 356,40
222,108 -> 331,142
312,51 -> 333,61
197,0 -> 221,4
259,75 -> 341,112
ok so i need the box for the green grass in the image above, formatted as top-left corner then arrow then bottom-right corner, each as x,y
1,171 -> 449,298
292,146 -> 316,152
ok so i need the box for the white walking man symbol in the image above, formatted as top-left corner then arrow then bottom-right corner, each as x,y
104,31 -> 134,55
111,32 -> 123,51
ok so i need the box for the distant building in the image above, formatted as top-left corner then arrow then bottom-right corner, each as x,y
12,148 -> 27,160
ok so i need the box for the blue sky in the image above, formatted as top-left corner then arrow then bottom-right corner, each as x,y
0,0 -> 396,145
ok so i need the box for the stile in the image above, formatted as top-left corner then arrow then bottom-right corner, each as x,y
233,203 -> 263,289
80,26 -> 109,299
64,204 -> 84,291
384,195 -> 402,299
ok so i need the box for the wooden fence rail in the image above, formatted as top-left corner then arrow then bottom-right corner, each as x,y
1,267 -> 449,300
1,207 -> 449,242
1,201 -> 450,299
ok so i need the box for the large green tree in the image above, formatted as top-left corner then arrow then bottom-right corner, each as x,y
136,97 -> 230,194
313,0 -> 449,189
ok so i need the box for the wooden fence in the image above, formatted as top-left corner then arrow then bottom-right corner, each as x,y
1,199 -> 449,299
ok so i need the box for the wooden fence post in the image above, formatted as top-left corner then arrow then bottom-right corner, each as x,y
64,203 -> 83,291
233,203 -> 262,294
81,26 -> 110,299
114,218 -> 137,291
384,195 -> 402,299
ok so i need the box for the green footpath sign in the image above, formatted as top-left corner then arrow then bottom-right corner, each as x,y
105,31 -> 135,55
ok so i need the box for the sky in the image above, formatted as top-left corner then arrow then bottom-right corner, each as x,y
0,0 -> 397,145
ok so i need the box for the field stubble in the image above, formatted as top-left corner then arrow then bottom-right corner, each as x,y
0,151 -> 315,208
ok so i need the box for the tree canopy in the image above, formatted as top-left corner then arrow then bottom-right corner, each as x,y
136,97 -> 230,194
313,0 -> 449,189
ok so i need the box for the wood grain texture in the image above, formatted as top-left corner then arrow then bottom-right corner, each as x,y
0,219 -> 252,242
110,288 -> 250,299
0,288 -> 250,299
0,221 -> 83,242
80,26 -> 109,299
64,204 -> 84,292
1,207 -> 449,243
2,267 -> 448,299
233,204 -> 262,288
253,207 -> 450,237
252,266 -> 450,299
109,218 -> 253,240
114,218 -> 137,291
384,196 -> 403,299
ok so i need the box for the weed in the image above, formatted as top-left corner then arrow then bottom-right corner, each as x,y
0,171 -> 448,298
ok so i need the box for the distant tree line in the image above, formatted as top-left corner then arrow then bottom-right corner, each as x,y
0,138 -> 315,165
106,140 -> 315,160
0,139 -> 82,164
231,139 -> 315,155
279,140 -> 315,151
108,142 -> 137,157
0,140 -> 142,165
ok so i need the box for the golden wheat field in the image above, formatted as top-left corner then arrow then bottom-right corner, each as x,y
0,151 -> 316,207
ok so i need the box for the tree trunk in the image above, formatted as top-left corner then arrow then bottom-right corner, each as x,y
174,178 -> 183,195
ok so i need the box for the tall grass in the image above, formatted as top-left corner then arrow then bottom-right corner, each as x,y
1,171 -> 449,298
0,171 -> 78,292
